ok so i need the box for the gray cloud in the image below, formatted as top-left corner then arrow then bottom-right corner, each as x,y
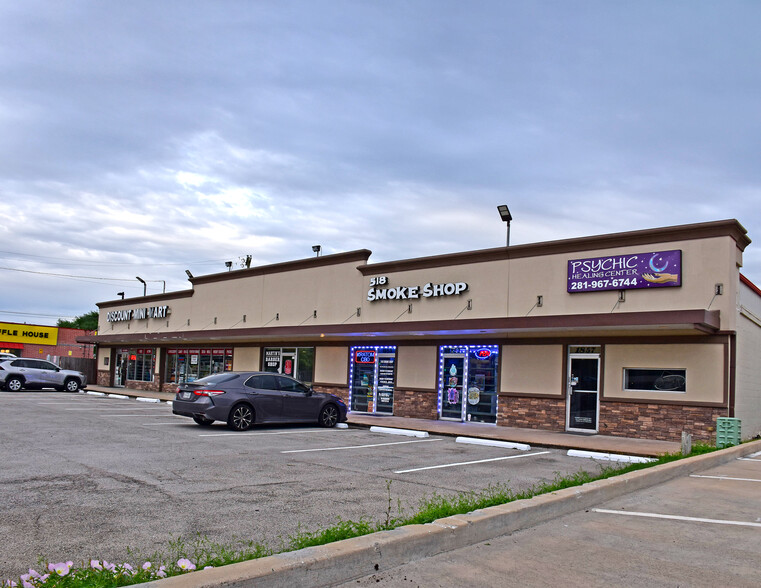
1,1 -> 760,324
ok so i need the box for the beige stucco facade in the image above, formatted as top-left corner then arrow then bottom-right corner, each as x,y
84,219 -> 761,441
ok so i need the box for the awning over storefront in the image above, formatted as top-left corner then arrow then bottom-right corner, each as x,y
77,308 -> 721,346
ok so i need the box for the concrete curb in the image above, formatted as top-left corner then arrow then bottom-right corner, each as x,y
140,439 -> 761,588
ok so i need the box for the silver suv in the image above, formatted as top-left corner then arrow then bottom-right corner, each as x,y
0,358 -> 87,392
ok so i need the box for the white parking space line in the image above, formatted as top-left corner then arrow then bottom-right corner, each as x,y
690,474 -> 761,483
65,407 -> 166,411
593,508 -> 761,528
142,422 -> 188,426
738,458 -> 761,462
102,414 -> 171,417
282,439 -> 443,453
394,450 -> 551,474
201,429 -> 347,438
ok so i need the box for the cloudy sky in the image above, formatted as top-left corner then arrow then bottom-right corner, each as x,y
1,1 -> 760,326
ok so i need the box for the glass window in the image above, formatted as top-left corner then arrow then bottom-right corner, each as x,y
624,369 -> 686,392
263,347 -> 315,384
125,349 -> 155,382
245,374 -> 278,390
195,373 -> 240,385
275,375 -> 309,393
165,348 -> 234,383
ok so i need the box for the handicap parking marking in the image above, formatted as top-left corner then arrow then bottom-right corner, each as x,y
592,508 -> 761,528
394,450 -> 552,474
201,428 -> 348,438
690,474 -> 761,483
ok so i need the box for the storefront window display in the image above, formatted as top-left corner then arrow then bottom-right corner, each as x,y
125,348 -> 155,382
165,348 -> 233,383
263,347 -> 315,384
349,346 -> 397,414
438,345 -> 499,424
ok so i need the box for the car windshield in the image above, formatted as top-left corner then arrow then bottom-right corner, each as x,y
194,373 -> 239,385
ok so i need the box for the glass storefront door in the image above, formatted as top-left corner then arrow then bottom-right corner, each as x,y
439,345 -> 499,424
349,346 -> 397,414
114,350 -> 128,387
566,346 -> 601,432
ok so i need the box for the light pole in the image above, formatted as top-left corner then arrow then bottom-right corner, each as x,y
136,276 -> 146,297
497,205 -> 512,247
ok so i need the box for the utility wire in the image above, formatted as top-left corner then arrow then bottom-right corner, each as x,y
0,249 -> 229,267
0,310 -> 75,319
0,266 -> 168,282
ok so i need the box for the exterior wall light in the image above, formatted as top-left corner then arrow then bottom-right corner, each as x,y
312,245 -> 322,257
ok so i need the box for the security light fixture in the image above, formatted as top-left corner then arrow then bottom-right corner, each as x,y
312,245 -> 322,256
497,205 -> 512,246
117,292 -> 125,299
225,261 -> 233,271
136,276 -> 146,297
185,269 -> 194,280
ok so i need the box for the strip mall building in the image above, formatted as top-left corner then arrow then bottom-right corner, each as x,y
82,220 -> 761,442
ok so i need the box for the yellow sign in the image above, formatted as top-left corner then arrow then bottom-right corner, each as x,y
0,323 -> 58,346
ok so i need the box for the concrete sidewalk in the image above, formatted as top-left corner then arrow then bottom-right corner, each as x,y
86,384 -> 680,457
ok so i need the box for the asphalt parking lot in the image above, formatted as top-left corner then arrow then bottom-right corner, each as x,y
343,450 -> 761,587
0,390 -> 621,578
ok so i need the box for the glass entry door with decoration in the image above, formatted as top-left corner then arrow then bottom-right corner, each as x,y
349,346 -> 397,414
566,346 -> 601,433
439,345 -> 499,424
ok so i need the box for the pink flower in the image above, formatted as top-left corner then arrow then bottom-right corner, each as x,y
48,561 -> 73,576
177,558 -> 196,571
141,562 -> 152,571
103,561 -> 117,572
157,566 -> 167,578
21,582 -> 34,588
90,560 -> 102,570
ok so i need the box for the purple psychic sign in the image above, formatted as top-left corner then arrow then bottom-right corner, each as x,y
567,250 -> 682,293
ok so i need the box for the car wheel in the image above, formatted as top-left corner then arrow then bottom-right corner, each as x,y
64,378 -> 80,393
318,404 -> 339,428
193,415 -> 214,426
227,404 -> 254,431
6,377 -> 23,392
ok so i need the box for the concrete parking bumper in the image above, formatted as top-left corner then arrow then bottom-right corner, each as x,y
140,439 -> 761,588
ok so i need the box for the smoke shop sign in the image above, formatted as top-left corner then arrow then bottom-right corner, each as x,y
568,250 -> 682,293
367,276 -> 468,302
106,306 -> 170,322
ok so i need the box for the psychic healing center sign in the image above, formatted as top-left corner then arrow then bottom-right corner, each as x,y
567,250 -> 682,293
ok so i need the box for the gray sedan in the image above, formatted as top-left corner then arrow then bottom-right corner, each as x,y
172,371 -> 348,430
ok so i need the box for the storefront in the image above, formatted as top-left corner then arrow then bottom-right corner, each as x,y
82,219 -> 761,442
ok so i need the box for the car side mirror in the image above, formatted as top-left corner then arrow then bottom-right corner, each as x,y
306,388 -> 314,396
